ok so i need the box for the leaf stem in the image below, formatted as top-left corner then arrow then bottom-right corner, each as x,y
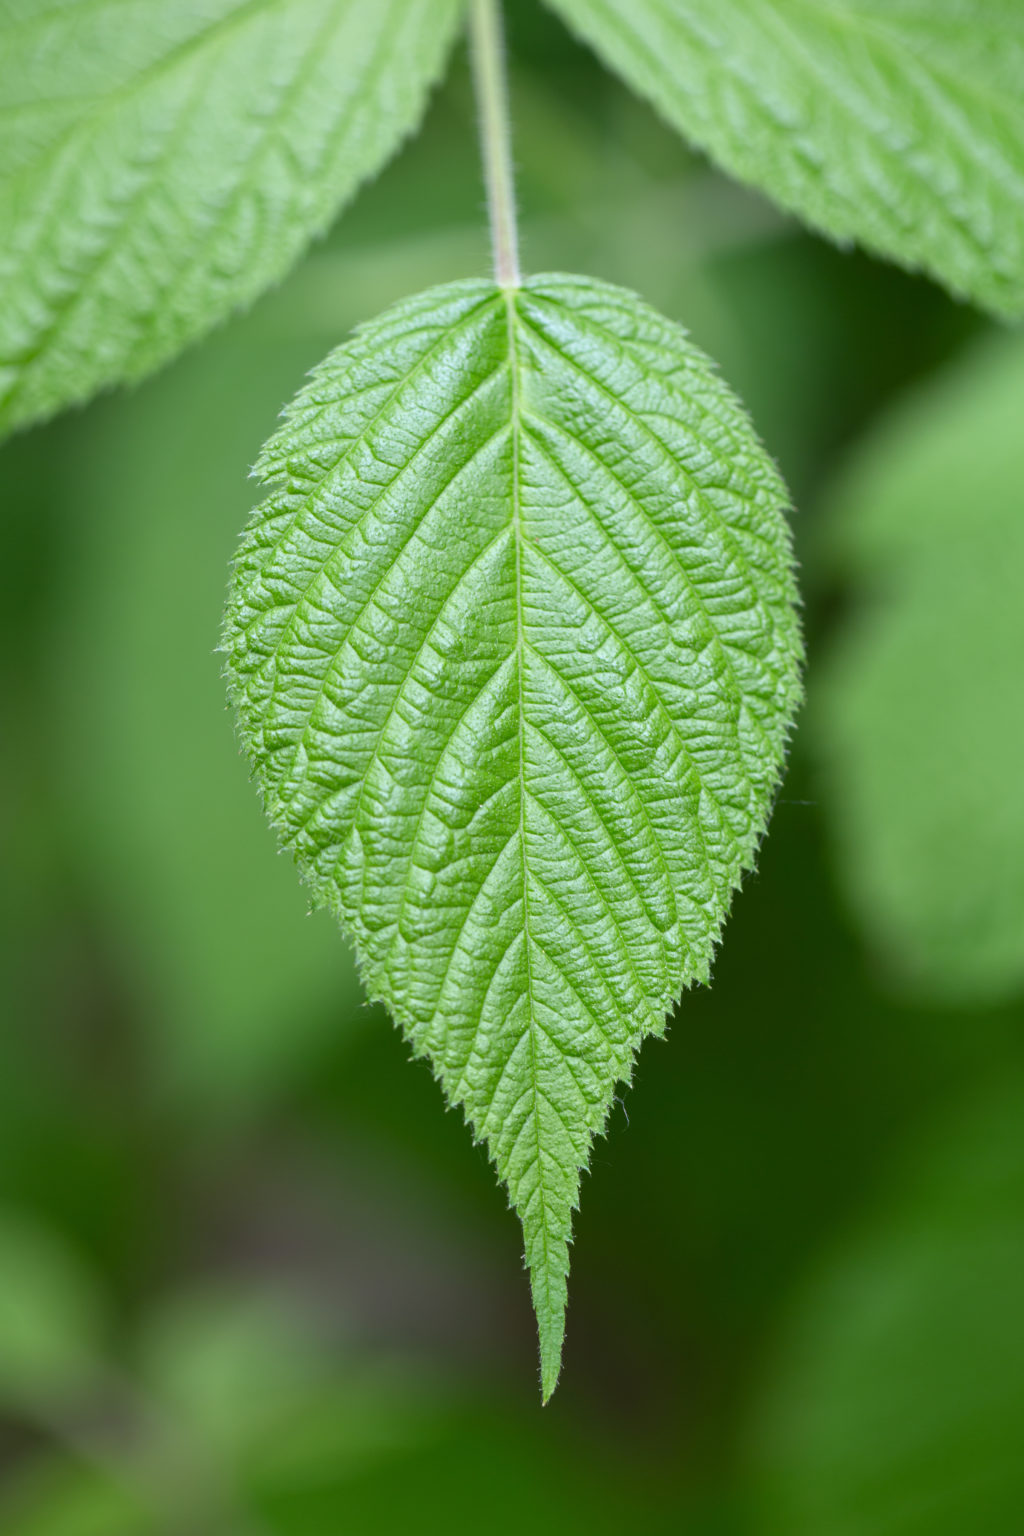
470,0 -> 521,288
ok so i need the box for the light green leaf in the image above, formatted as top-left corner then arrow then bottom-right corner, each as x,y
0,0 -> 462,435
815,337 -> 1024,1005
544,0 -> 1024,316
224,272 -> 802,1397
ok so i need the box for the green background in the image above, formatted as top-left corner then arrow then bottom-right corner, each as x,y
1,8 -> 1021,1533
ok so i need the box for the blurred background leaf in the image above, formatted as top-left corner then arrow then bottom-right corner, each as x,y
1,6 -> 1020,1534
813,338 -> 1024,1004
36,325 -> 364,1113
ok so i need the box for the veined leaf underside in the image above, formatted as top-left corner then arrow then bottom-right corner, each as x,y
225,273 -> 802,1395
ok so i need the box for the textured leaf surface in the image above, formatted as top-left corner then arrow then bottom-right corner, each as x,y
225,273 -> 802,1395
544,0 -> 1024,316
0,0 -> 462,435
815,337 -> 1024,1004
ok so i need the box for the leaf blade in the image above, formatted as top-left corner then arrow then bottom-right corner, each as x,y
226,274 -> 802,1394
543,0 -> 1024,316
0,0 -> 463,434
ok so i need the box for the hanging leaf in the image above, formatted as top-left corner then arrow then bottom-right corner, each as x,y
225,273 -> 802,1396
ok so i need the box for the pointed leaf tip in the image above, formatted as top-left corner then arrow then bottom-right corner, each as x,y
541,1334 -> 563,1404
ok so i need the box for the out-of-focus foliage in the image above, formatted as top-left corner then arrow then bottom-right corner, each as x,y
750,1079 -> 1024,1536
814,338 -> 1024,1004
0,6 -> 1020,1533
0,1212 -> 107,1412
36,302 -> 361,1109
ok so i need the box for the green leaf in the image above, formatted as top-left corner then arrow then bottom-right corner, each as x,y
815,337 -> 1024,1005
543,0 -> 1024,317
0,0 -> 463,435
224,272 -> 802,1397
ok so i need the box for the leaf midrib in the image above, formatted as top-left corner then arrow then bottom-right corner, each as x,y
505,283 -> 557,1374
